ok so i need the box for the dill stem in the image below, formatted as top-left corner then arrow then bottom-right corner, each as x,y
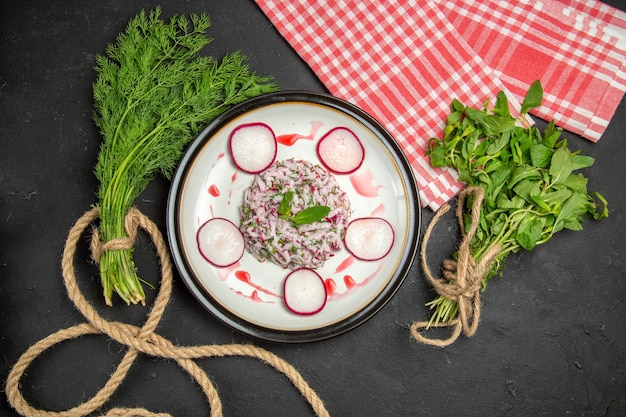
100,160 -> 146,305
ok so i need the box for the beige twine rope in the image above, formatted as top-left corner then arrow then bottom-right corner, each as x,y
410,186 -> 501,347
5,207 -> 330,417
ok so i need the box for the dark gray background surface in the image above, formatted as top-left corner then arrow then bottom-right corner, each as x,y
1,1 -> 625,416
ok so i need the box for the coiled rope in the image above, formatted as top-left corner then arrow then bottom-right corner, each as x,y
5,207 -> 330,417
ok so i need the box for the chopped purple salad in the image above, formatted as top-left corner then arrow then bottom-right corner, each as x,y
239,158 -> 352,269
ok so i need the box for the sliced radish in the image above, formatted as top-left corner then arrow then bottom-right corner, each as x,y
343,217 -> 394,261
229,122 -> 277,174
196,218 -> 245,267
316,127 -> 365,174
283,268 -> 327,315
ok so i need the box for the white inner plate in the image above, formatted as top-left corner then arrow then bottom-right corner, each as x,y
167,91 -> 420,342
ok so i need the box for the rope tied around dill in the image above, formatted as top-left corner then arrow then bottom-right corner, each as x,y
410,186 -> 501,347
90,207 -> 142,263
5,207 -> 330,417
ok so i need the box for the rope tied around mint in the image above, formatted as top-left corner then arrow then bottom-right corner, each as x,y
5,207 -> 330,417
410,186 -> 501,347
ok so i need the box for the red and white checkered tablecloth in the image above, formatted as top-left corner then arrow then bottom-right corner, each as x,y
255,0 -> 626,210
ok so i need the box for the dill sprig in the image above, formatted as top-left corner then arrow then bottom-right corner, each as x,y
93,7 -> 277,305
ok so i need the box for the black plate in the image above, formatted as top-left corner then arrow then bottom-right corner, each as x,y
166,91 -> 420,342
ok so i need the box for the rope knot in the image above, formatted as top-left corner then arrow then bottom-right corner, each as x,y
410,186 -> 501,347
439,258 -> 484,300
90,207 -> 142,263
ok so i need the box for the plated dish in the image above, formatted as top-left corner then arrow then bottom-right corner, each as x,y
167,91 -> 420,342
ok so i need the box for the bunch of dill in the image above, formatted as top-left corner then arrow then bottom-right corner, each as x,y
93,7 -> 277,305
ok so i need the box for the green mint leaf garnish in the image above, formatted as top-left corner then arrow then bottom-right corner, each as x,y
277,191 -> 330,225
291,206 -> 331,225
278,191 -> 294,219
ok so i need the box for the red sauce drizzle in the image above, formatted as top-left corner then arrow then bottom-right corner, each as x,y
250,290 -> 262,302
343,275 -> 357,288
326,263 -> 384,302
350,168 -> 383,197
370,202 -> 386,217
335,256 -> 355,273
215,261 -> 240,282
233,289 -> 273,304
235,270 -> 251,283
276,133 -> 305,146
276,120 -> 324,146
208,184 -> 220,197
234,270 -> 280,297
324,278 -> 337,296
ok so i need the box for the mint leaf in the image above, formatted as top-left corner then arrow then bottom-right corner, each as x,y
278,191 -> 294,218
493,91 -> 511,117
277,190 -> 330,225
549,146 -> 573,185
572,155 -> 595,170
529,143 -> 553,168
516,216 -> 544,251
520,80 -> 543,114
542,120 -> 561,148
291,206 -> 331,225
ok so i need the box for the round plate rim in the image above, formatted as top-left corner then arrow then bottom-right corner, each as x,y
166,90 -> 421,343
